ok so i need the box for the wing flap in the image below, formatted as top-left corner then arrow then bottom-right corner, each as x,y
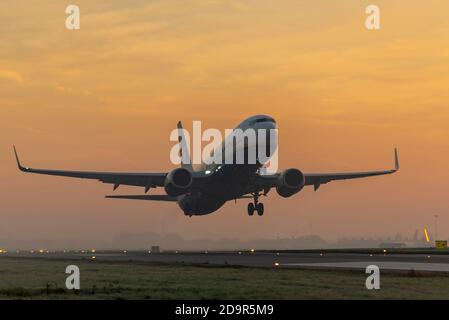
105,195 -> 177,201
305,148 -> 399,189
13,146 -> 166,187
254,148 -> 399,192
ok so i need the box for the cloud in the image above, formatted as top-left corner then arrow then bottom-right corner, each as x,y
0,69 -> 24,85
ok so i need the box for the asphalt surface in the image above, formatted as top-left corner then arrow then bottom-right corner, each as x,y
3,250 -> 449,272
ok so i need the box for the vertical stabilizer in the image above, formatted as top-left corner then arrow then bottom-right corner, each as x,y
177,121 -> 193,172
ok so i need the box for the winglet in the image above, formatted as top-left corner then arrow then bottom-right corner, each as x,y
13,145 -> 28,172
394,147 -> 399,171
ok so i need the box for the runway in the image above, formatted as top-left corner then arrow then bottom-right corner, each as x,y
3,250 -> 449,272
283,261 -> 449,272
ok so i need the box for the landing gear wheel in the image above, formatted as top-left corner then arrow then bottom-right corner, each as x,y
256,203 -> 264,216
247,203 -> 255,216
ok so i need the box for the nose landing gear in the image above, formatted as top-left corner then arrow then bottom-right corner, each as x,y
256,202 -> 264,216
247,203 -> 255,216
247,192 -> 264,216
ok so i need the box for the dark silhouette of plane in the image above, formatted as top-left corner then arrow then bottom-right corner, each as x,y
14,115 -> 399,216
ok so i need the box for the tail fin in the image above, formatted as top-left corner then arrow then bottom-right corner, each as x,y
394,147 -> 400,171
177,121 -> 193,172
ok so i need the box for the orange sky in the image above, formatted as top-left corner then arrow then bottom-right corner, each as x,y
1,1 -> 448,248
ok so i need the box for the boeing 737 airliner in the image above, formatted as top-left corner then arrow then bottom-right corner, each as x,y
14,115 -> 399,216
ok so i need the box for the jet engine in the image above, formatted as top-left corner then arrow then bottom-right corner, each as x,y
164,168 -> 193,196
276,168 -> 305,197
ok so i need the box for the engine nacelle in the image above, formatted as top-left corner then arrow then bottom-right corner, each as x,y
276,168 -> 305,198
164,168 -> 193,196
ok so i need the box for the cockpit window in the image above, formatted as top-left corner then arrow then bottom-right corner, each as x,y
252,117 -> 276,124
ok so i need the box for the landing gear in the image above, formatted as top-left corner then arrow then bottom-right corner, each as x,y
256,203 -> 264,216
247,203 -> 255,216
248,192 -> 264,216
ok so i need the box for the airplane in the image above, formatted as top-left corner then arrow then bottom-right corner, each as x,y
13,115 -> 399,217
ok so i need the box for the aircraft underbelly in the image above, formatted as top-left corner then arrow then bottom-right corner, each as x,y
178,164 -> 259,215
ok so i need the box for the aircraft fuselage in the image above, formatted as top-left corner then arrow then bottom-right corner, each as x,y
176,115 -> 277,215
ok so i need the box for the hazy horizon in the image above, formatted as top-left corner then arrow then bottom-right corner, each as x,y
0,228 -> 435,251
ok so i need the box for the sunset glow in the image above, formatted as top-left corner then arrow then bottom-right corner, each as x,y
1,1 -> 448,248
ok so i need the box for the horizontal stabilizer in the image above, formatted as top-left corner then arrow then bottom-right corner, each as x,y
105,194 -> 178,201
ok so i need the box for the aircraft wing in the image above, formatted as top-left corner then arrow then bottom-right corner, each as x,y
13,146 -> 166,190
255,148 -> 399,192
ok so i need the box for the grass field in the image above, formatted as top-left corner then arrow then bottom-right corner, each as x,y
0,257 -> 448,299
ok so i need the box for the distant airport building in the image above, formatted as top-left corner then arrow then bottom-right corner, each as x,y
151,245 -> 161,253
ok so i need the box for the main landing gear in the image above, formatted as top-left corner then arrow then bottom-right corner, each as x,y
247,192 -> 264,216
